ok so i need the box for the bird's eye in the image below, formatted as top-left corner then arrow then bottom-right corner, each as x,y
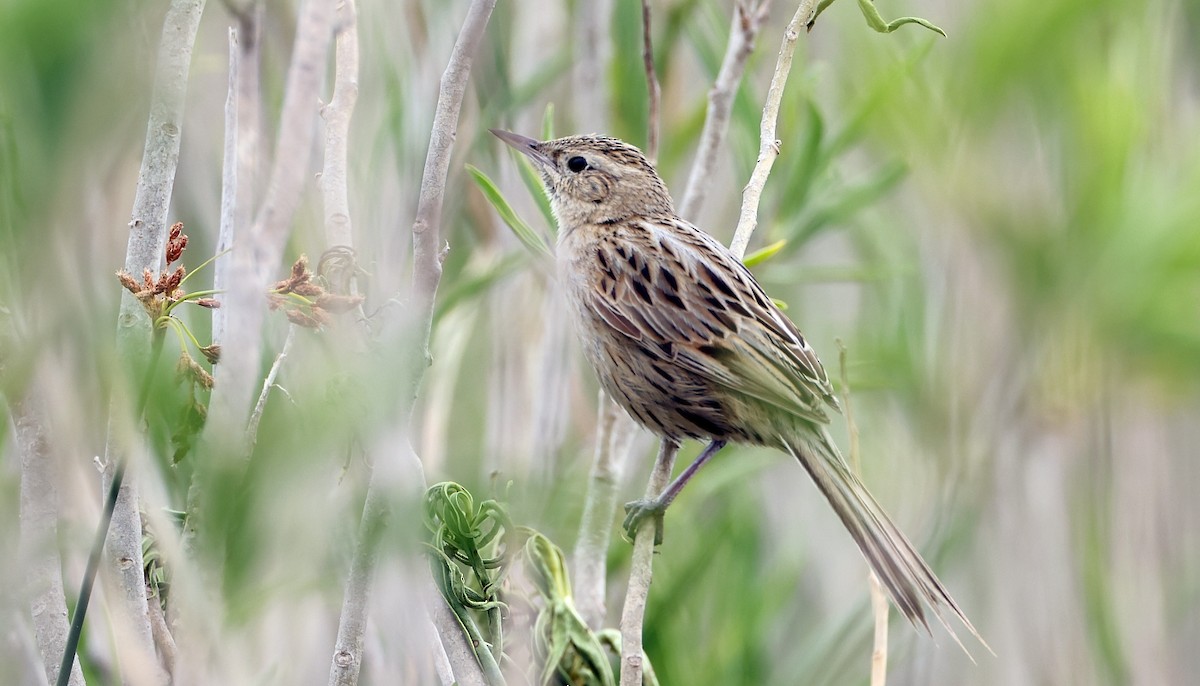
567,156 -> 588,172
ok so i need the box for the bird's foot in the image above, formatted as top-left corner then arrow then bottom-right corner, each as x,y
622,497 -> 667,546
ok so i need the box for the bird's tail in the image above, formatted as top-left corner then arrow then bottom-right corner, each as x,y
779,429 -> 990,657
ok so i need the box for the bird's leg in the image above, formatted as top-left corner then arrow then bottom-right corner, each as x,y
623,439 -> 728,545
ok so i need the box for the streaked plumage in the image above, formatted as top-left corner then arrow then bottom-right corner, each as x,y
493,130 -> 985,649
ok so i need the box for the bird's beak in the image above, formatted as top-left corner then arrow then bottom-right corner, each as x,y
490,129 -> 554,170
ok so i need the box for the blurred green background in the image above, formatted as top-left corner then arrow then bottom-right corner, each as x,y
2,0 -> 1198,683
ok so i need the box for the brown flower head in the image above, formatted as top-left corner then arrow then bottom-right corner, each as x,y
166,222 -> 188,265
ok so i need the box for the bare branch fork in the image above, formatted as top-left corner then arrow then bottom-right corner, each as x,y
311,2 -> 406,684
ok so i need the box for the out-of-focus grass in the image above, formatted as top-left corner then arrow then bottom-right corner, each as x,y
2,0 -> 1198,683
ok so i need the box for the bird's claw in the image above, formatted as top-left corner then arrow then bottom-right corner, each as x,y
623,498 -> 666,545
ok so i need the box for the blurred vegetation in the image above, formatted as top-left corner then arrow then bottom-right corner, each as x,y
2,0 -> 1198,684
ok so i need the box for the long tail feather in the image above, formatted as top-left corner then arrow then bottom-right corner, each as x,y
779,429 -> 991,657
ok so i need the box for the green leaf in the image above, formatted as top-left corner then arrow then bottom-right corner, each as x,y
743,239 -> 788,268
466,164 -> 553,259
516,155 -> 557,231
856,0 -> 946,36
810,0 -> 838,28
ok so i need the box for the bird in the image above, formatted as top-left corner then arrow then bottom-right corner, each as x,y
491,129 -> 985,649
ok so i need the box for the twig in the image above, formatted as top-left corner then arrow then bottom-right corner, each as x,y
410,0 -> 499,357
213,4 -> 262,343
619,439 -> 680,686
328,476 -> 387,686
639,0 -> 661,162
838,342 -> 889,685
371,0 -> 497,683
146,588 -> 178,676
677,0 -> 771,220
212,26 -> 239,347
314,3 -> 420,685
318,0 -> 359,253
730,0 -> 816,260
186,6 -> 258,557
572,0 -> 612,132
571,391 -> 638,629
12,390 -> 86,686
70,0 -> 207,681
245,325 -> 295,450
618,5 -> 672,682
869,573 -> 889,686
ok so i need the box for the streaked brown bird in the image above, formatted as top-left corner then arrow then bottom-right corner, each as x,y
492,129 -> 985,648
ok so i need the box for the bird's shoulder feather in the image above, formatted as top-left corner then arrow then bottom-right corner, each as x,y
579,216 -> 840,423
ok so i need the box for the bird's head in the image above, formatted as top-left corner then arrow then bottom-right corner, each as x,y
490,130 -> 675,231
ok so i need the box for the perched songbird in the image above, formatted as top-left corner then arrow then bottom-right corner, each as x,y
492,129 -> 984,647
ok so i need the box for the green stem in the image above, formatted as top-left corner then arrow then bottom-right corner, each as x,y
158,316 -> 191,357
175,246 -> 232,289
467,549 -> 503,656
451,598 -> 507,686
58,328 -> 167,686
160,315 -> 205,353
162,289 -> 225,318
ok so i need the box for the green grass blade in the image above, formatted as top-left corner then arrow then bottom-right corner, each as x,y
466,164 -> 553,259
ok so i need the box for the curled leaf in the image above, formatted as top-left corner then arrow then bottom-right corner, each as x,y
856,0 -> 946,36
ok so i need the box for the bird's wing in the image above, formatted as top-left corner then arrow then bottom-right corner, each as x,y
583,217 -> 839,424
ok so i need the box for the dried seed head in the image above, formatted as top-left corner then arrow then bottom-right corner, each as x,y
291,255 -> 309,280
292,281 -> 324,297
166,222 -> 188,265
285,308 -> 324,329
117,270 -> 141,294
199,344 -> 221,364
164,265 -> 185,295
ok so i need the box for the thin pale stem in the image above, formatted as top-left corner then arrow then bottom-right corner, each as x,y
730,0 -> 816,259
839,342 -> 889,684
678,0 -> 770,221
410,0 -> 499,358
84,0 -> 208,679
572,0 -> 611,132
245,325 -> 295,451
619,439 -> 679,686
392,1 -> 500,684
212,26 -> 239,349
572,392 -> 638,629
640,0 -> 661,163
14,389 -> 87,686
